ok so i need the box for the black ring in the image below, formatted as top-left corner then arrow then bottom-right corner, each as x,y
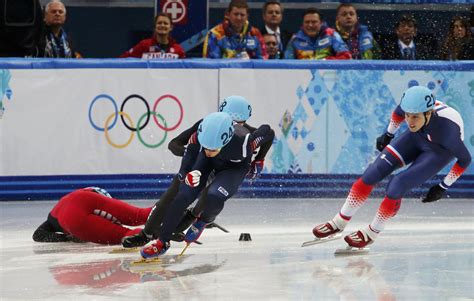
120,94 -> 151,132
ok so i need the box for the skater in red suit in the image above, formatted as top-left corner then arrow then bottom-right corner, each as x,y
33,187 -> 152,245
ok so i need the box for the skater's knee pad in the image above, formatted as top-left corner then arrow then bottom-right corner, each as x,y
362,151 -> 400,185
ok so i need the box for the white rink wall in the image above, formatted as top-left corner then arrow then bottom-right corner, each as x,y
0,60 -> 473,200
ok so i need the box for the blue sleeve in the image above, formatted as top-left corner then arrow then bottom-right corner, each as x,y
440,123 -> 472,169
331,32 -> 350,53
178,141 -> 201,177
205,32 -> 222,59
394,105 -> 405,117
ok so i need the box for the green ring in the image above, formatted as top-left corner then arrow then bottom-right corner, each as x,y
136,112 -> 168,148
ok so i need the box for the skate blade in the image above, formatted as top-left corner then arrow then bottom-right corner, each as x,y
334,246 -> 370,256
130,257 -> 162,265
301,233 -> 342,247
109,247 -> 140,254
210,223 -> 229,233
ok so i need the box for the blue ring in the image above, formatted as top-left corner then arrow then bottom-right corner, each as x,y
88,94 -> 118,131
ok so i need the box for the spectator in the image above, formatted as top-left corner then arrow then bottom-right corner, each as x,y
120,13 -> 185,59
42,0 -> 81,58
439,16 -> 473,60
381,14 -> 433,60
203,0 -> 267,59
263,33 -> 280,59
0,0 -> 44,57
284,8 -> 351,60
335,3 -> 380,60
259,1 -> 292,59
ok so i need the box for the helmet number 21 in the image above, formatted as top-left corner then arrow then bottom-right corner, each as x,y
425,95 -> 434,108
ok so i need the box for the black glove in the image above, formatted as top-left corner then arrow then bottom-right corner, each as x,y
376,132 -> 394,152
421,184 -> 447,203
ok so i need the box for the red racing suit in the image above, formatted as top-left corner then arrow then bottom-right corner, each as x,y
119,36 -> 185,59
33,188 -> 152,244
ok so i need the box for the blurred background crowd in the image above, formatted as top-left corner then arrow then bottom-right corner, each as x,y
0,0 -> 472,60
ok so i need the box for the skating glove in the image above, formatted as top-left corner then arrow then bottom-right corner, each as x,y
421,184 -> 446,203
376,132 -> 394,151
184,170 -> 201,187
247,160 -> 264,180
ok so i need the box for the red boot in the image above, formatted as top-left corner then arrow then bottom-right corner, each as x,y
344,227 -> 377,248
313,213 -> 349,238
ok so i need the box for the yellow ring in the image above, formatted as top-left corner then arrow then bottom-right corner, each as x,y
104,112 -> 135,149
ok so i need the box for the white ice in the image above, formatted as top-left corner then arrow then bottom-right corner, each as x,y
1,198 -> 473,300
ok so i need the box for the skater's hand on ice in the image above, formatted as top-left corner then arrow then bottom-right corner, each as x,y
185,170 -> 201,187
247,160 -> 264,181
376,132 -> 394,152
421,184 -> 446,203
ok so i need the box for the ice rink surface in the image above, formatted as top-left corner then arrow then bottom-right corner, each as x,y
1,198 -> 473,300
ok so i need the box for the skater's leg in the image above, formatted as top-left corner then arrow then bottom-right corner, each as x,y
313,151 -> 400,238
63,208 -> 141,245
91,195 -> 152,226
346,148 -> 454,248
199,167 -> 247,223
143,175 -> 181,236
314,131 -> 419,238
173,183 -> 211,234
368,149 -> 454,234
184,166 -> 247,243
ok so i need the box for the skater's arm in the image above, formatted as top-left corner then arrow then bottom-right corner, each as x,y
253,128 -> 275,161
386,105 -> 405,135
177,133 -> 202,178
243,123 -> 273,160
243,123 -> 256,133
439,133 -> 471,189
376,105 -> 405,151
168,119 -> 202,157
422,126 -> 472,203
247,124 -> 275,157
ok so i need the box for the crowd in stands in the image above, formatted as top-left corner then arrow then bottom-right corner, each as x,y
0,0 -> 472,61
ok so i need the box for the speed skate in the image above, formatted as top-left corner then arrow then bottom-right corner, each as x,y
301,233 -> 342,247
130,257 -> 162,266
334,246 -> 370,255
109,247 -> 140,254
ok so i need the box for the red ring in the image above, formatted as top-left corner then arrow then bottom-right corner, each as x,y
152,94 -> 183,131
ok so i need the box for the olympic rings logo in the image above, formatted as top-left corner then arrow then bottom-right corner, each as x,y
88,94 -> 183,149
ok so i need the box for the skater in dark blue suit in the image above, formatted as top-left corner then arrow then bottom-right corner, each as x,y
141,112 -> 275,258
313,85 -> 471,249
122,96 -> 273,248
